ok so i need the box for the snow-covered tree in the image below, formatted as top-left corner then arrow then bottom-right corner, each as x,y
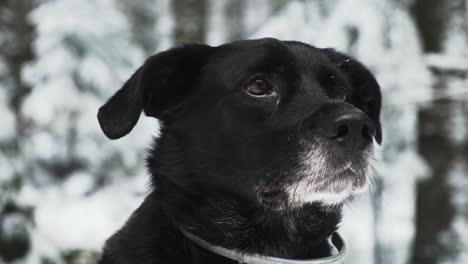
1,0 -> 161,262
0,0 -> 37,262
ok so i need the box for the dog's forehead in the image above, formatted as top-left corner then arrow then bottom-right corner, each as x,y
219,38 -> 289,54
211,39 -> 332,75
284,41 -> 332,67
205,38 -> 333,87
212,38 -> 292,69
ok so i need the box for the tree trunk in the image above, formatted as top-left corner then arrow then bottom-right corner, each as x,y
411,0 -> 467,263
410,0 -> 450,52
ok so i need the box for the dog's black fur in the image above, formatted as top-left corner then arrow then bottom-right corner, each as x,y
97,38 -> 382,264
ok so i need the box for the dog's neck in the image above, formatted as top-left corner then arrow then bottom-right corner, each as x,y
146,131 -> 343,262
155,175 -> 342,261
180,227 -> 346,264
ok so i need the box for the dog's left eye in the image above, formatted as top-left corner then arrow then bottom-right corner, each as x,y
245,79 -> 273,96
324,74 -> 347,102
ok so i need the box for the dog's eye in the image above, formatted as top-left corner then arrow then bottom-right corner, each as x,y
325,75 -> 347,102
329,86 -> 347,102
245,79 -> 273,96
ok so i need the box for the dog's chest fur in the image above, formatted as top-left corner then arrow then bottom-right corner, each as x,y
99,189 -> 341,264
99,123 -> 343,264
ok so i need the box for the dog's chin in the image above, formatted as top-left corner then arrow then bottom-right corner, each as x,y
284,171 -> 369,210
258,171 -> 369,211
306,179 -> 367,205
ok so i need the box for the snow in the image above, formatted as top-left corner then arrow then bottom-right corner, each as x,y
0,89 -> 16,185
425,54 -> 468,72
0,155 -> 14,184
443,8 -> 468,59
0,89 -> 15,143
340,195 -> 375,263
5,0 -> 157,260
18,172 -> 148,250
376,150 -> 428,262
12,226 -> 63,264
0,214 -> 27,242
206,0 -> 229,45
21,0 -> 158,181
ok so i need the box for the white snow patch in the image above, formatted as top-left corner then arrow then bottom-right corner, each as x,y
18,172 -> 148,250
0,155 -> 15,184
0,89 -> 15,142
153,0 -> 174,51
341,194 -> 375,263
425,54 -> 468,72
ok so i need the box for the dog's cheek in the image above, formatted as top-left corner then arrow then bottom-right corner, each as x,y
220,92 -> 279,123
283,139 -> 340,207
257,189 -> 288,211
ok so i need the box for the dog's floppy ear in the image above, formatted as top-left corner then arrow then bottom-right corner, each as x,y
322,48 -> 382,144
98,44 -> 213,140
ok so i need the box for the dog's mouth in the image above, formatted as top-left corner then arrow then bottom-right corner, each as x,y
335,161 -> 368,191
257,161 -> 371,211
289,161 -> 370,207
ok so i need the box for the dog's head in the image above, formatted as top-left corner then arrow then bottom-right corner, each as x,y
98,38 -> 381,211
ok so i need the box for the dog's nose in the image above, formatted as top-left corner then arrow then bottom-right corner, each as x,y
318,112 -> 376,147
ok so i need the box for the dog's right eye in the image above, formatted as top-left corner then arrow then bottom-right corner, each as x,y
245,79 -> 274,96
321,73 -> 347,102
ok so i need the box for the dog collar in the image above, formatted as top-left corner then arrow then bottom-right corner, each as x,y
180,228 -> 346,264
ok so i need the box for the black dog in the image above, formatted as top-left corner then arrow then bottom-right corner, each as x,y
97,38 -> 382,264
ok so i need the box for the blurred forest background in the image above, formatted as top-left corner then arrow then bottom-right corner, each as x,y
0,0 -> 467,263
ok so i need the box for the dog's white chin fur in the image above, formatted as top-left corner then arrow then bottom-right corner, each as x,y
286,179 -> 369,208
